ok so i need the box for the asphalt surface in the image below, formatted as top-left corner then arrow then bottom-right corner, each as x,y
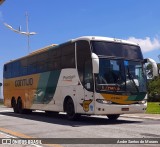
1,110 -> 160,137
0,105 -> 160,147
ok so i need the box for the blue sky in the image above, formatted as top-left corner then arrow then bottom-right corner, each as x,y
0,0 -> 160,83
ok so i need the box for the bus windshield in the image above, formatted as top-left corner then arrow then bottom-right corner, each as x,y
91,41 -> 143,60
96,58 -> 147,93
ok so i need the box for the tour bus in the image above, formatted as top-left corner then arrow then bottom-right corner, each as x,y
3,36 -> 158,120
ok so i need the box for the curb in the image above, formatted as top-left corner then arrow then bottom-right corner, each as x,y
121,114 -> 160,120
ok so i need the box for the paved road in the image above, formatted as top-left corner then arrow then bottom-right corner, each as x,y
0,106 -> 160,147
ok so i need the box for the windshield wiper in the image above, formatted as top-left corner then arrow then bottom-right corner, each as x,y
127,67 -> 139,92
98,55 -> 116,58
98,55 -> 125,60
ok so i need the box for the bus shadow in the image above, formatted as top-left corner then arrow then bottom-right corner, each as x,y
0,111 -> 143,127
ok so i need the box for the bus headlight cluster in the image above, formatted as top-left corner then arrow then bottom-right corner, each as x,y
138,100 -> 147,104
96,99 -> 112,104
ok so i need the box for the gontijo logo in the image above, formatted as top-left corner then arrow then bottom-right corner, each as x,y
15,78 -> 33,87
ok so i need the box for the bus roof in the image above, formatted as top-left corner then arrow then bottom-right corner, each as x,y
5,36 -> 139,64
72,36 -> 139,46
29,44 -> 57,55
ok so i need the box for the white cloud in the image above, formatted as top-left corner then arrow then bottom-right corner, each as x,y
127,37 -> 160,53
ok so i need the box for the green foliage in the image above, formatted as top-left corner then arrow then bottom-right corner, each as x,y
148,76 -> 160,102
146,63 -> 160,71
146,102 -> 160,114
146,63 -> 152,70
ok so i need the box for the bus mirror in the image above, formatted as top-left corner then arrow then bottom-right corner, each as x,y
145,58 -> 158,78
92,53 -> 99,74
143,59 -> 147,64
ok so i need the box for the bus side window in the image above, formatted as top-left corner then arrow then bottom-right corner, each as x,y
3,65 -> 8,78
4,65 -> 7,72
61,43 -> 75,69
8,63 -> 13,78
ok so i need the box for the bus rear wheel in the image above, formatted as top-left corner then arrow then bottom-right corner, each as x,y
107,114 -> 120,120
65,98 -> 78,121
17,98 -> 24,114
11,98 -> 18,113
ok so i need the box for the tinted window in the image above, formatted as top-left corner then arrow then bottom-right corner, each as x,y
3,63 -> 12,78
28,64 -> 37,74
37,52 -> 48,62
28,55 -> 37,65
19,58 -> 28,76
76,40 -> 92,88
12,61 -> 20,77
91,41 -> 143,60
4,42 -> 75,78
61,43 -> 75,68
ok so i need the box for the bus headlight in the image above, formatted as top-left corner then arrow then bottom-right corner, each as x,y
138,100 -> 147,104
96,99 -> 112,104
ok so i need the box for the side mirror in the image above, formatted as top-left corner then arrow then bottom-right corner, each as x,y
92,53 -> 99,74
145,58 -> 158,78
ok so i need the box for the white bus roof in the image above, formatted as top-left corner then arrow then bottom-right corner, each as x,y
72,36 -> 139,46
5,36 -> 139,64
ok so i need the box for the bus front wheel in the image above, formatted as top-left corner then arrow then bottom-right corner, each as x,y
107,114 -> 120,120
65,98 -> 78,121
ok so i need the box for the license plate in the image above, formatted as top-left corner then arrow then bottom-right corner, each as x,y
122,108 -> 129,111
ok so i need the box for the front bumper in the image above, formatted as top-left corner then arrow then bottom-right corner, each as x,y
94,102 -> 147,115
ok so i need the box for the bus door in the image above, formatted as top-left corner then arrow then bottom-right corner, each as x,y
76,59 -> 94,114
75,81 -> 85,114
76,40 -> 94,114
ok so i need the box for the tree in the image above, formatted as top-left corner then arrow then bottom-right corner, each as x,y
147,63 -> 160,101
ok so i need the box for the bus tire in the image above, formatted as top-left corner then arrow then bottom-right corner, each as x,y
11,98 -> 18,113
17,98 -> 24,114
107,114 -> 120,120
65,98 -> 78,121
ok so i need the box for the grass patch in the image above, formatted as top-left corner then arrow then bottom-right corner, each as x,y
146,102 -> 160,114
